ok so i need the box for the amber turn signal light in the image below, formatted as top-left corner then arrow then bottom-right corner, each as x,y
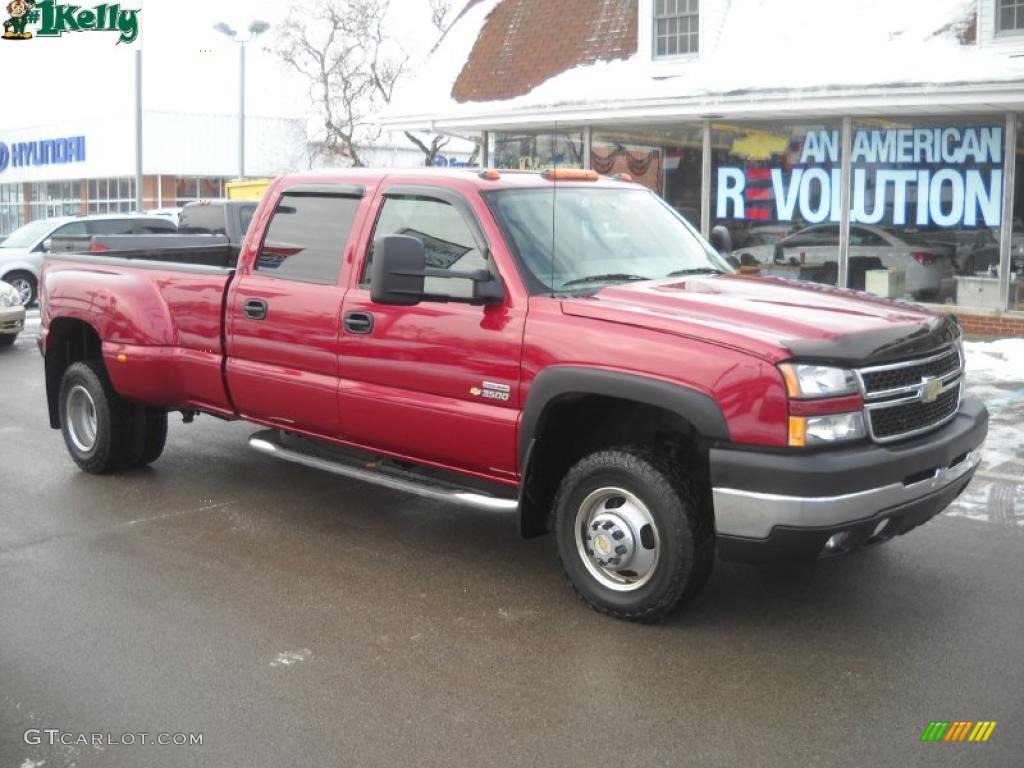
541,168 -> 599,181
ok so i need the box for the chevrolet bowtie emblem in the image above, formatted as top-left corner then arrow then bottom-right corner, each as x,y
921,377 -> 943,403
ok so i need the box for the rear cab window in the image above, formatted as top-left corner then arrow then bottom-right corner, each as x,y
179,204 -> 227,234
255,193 -> 361,284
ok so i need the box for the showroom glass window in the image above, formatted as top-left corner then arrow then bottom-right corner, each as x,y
591,125 -> 703,227
29,181 -> 81,219
998,0 -> 1024,33
88,178 -> 136,213
654,0 -> 699,57
491,129 -> 585,171
711,121 -> 843,286
852,117 -> 1004,305
0,184 -> 25,238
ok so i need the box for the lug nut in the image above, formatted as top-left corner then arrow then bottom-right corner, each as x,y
615,545 -> 627,555
612,530 -> 624,540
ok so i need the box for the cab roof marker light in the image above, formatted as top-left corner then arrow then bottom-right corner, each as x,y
612,173 -> 633,183
541,169 -> 599,181
478,169 -> 501,181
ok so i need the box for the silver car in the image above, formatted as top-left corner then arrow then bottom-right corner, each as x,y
770,223 -> 956,300
0,213 -> 176,306
0,280 -> 25,347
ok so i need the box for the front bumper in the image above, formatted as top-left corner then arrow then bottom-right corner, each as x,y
0,304 -> 25,336
711,397 -> 988,561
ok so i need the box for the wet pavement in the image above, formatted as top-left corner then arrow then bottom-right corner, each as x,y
1,312 -> 1022,767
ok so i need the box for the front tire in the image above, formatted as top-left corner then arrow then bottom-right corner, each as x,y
0,334 -> 15,348
59,361 -> 141,473
553,447 -> 714,622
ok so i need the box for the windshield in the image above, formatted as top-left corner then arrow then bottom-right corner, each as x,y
485,187 -> 731,294
0,219 -> 57,249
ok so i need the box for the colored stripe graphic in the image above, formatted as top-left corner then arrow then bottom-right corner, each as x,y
968,722 -> 997,742
921,722 -> 949,741
944,721 -> 972,741
921,721 -> 997,742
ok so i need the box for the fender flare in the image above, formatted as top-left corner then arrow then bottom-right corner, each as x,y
518,366 -> 731,469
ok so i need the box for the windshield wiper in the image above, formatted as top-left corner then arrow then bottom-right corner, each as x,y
665,267 -> 726,277
561,273 -> 651,287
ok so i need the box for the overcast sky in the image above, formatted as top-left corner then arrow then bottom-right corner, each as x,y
5,0 -> 447,127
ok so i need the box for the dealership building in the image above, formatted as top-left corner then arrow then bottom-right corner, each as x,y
385,0 -> 1024,332
0,110 -> 307,238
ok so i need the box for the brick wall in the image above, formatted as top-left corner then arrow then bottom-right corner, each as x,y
928,305 -> 1024,337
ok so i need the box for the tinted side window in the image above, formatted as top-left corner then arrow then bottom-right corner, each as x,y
850,227 -> 886,247
89,219 -> 135,235
256,194 -> 359,284
179,204 -> 226,234
134,219 -> 177,234
51,222 -> 88,238
364,196 -> 485,297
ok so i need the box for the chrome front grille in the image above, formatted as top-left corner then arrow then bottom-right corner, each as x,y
856,343 -> 964,444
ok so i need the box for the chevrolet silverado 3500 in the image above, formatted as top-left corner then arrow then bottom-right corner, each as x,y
39,169 -> 987,621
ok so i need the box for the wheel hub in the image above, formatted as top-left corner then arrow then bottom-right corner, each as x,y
586,513 -> 635,569
574,487 -> 660,592
66,384 -> 98,453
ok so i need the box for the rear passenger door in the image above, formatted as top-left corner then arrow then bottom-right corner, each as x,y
226,186 -> 364,435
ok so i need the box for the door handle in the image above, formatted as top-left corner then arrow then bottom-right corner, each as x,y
344,311 -> 374,335
243,298 -> 268,320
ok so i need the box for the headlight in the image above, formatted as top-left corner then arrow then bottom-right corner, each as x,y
0,288 -> 19,307
779,363 -> 859,398
790,412 -> 866,446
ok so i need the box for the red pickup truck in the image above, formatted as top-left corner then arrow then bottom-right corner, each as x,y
39,169 -> 988,621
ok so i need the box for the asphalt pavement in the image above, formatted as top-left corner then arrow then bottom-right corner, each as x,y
1,311 -> 1022,767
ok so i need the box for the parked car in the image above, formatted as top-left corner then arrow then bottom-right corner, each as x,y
39,169 -> 987,622
0,214 -> 177,306
0,280 -> 25,347
768,223 -> 956,299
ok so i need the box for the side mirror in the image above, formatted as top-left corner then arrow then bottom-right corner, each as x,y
370,234 -> 505,306
40,238 -> 53,253
710,225 -> 732,254
371,235 -> 426,306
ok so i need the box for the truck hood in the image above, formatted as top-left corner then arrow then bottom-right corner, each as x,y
560,275 -> 960,366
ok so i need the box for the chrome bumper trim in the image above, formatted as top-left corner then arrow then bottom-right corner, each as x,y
712,447 -> 982,539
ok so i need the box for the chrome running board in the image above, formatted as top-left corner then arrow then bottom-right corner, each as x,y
248,430 -> 518,512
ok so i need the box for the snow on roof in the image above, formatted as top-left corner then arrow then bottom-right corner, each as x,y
384,0 -> 1024,129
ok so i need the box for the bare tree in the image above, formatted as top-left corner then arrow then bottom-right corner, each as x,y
277,0 -> 458,168
428,0 -> 452,33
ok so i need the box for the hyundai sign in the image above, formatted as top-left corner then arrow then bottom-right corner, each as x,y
0,136 -> 87,174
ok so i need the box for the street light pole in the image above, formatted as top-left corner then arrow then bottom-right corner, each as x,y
214,20 -> 270,181
239,41 -> 245,179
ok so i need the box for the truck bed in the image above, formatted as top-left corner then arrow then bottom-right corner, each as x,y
48,234 -> 238,268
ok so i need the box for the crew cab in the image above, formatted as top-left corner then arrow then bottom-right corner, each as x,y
38,169 -> 988,621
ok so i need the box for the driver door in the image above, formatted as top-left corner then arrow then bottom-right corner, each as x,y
337,186 -> 524,481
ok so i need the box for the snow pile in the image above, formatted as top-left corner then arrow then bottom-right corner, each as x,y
386,0 -> 1024,125
949,338 -> 1024,526
964,338 -> 1024,393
